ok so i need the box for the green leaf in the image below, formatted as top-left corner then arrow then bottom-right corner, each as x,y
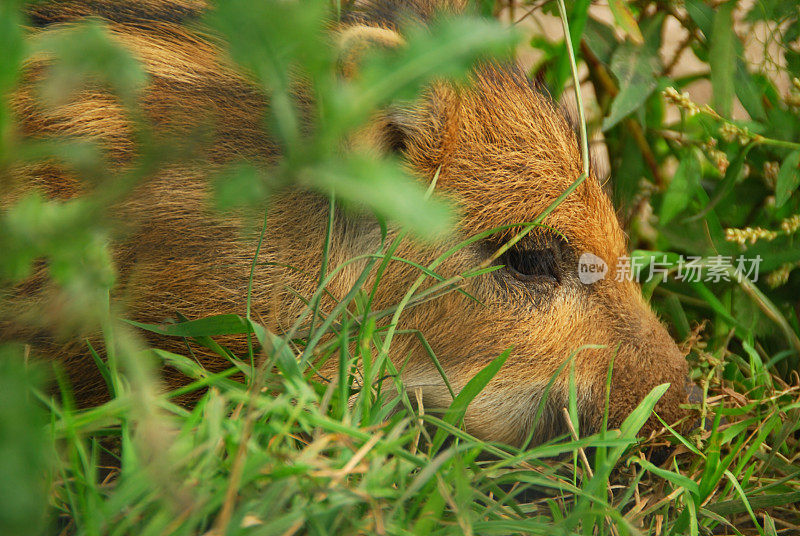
153,349 -> 211,380
613,131 -> 646,206
394,448 -> 454,509
431,347 -> 511,451
619,383 -> 670,439
744,0 -> 798,23
764,514 -> 778,536
686,144 -> 752,224
310,154 -> 454,239
775,150 -> 800,208
706,491 -> 800,516
443,347 -> 511,428
31,20 -> 147,107
212,162 -> 272,211
583,17 -> 619,65
709,1 -> 736,117
684,0 -> 714,36
661,148 -> 702,224
0,194 -> 116,307
0,1 -> 23,91
0,347 -> 49,536
602,40 -> 660,131
0,0 -> 25,149
324,15 -> 518,143
722,470 -> 766,533
633,456 -> 700,497
734,61 -> 767,122
126,314 -> 252,337
249,321 -> 304,386
358,15 -> 519,105
787,50 -> 800,79
207,0 -> 330,148
208,0 -> 330,89
607,0 -> 644,44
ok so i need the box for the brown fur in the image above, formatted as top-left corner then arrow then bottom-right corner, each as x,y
2,0 -> 690,447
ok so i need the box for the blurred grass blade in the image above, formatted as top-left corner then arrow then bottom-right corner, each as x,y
0,347 -> 49,536
775,149 -> 800,208
709,1 -> 736,117
31,20 -> 147,107
311,154 -> 454,239
661,148 -> 701,224
607,0 -> 644,44
0,0 -> 25,151
685,144 -> 752,223
360,16 -> 520,104
602,34 -> 660,131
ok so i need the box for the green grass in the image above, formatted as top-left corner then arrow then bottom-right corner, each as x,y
2,0 -> 800,534
8,289 -> 800,535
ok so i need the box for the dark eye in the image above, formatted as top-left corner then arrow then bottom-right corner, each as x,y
501,246 -> 561,283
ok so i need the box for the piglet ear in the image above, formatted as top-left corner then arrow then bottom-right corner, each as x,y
335,24 -> 405,79
335,24 -> 420,155
335,22 -> 455,158
379,105 -> 418,154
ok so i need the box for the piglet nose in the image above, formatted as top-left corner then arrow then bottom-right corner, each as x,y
685,379 -> 727,432
686,380 -> 703,404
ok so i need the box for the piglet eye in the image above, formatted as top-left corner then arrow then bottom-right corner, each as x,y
501,247 -> 560,283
